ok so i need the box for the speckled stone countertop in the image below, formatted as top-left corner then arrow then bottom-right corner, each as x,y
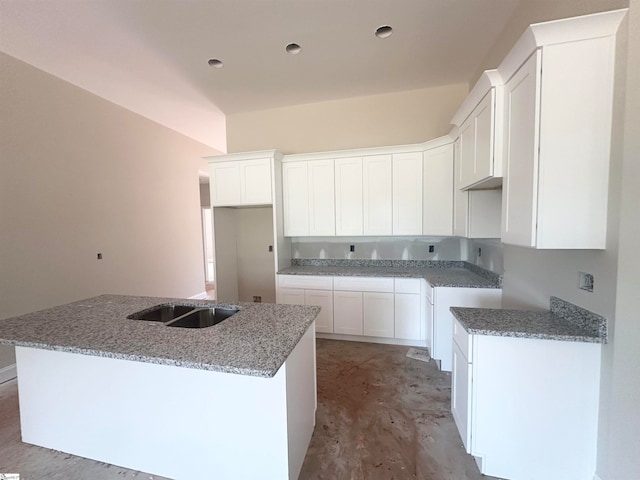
278,259 -> 501,289
0,294 -> 320,378
451,296 -> 607,343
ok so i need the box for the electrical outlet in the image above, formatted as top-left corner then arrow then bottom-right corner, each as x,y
268,245 -> 273,252
428,245 -> 435,253
350,245 -> 355,252
478,248 -> 482,257
253,296 -> 262,303
97,253 -> 103,260
579,272 -> 594,292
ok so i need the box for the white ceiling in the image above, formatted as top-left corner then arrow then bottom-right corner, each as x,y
0,0 -> 520,151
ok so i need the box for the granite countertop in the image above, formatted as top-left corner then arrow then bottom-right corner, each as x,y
0,294 -> 320,378
451,297 -> 607,344
278,259 -> 501,289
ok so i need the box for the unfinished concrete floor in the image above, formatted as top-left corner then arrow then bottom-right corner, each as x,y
0,339 -> 495,479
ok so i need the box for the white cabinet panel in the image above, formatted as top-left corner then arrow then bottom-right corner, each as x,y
333,276 -> 394,293
283,162 -> 309,236
278,274 -> 333,290
305,290 -> 334,334
394,293 -> 421,341
394,278 -> 421,295
392,152 -> 423,235
333,291 -> 363,335
335,157 -> 363,236
363,292 -> 394,338
240,158 -> 272,205
458,119 -> 475,190
423,144 -> 454,236
425,296 -> 434,352
210,162 -> 241,206
308,160 -> 335,236
278,288 -> 306,305
452,338 -> 472,452
502,52 -> 539,247
363,155 -> 392,235
474,93 -> 494,182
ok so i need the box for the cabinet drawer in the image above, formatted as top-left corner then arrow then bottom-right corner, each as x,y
452,317 -> 472,361
278,274 -> 333,290
333,276 -> 394,293
394,278 -> 422,294
424,281 -> 434,303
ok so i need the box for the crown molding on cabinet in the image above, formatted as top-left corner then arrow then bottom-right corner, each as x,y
498,8 -> 627,84
450,70 -> 502,127
281,135 -> 455,163
204,149 -> 283,163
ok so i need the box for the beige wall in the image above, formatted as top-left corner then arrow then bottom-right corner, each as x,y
226,83 -> 468,154
0,53 -> 217,367
472,0 -> 629,82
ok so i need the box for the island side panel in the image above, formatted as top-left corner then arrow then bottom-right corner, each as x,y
285,323 -> 316,479
15,346 -> 291,480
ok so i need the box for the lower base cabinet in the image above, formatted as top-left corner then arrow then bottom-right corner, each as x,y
333,291 -> 363,335
363,292 -> 394,337
394,293 -> 422,340
452,318 -> 602,480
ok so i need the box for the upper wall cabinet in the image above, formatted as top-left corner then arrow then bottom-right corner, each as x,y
451,71 -> 503,191
498,9 -> 625,249
393,152 -> 423,235
283,160 -> 335,236
335,157 -> 364,236
207,153 -> 274,207
423,144 -> 454,236
363,155 -> 393,236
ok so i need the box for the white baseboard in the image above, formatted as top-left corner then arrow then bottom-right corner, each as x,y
188,291 -> 209,300
316,332 -> 427,348
0,363 -> 17,384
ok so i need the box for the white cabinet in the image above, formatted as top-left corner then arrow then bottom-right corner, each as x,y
450,71 -> 503,191
335,157 -> 363,236
431,286 -> 501,372
392,152 -> 423,235
451,317 -> 602,480
500,24 -> 619,249
282,162 -> 309,236
283,160 -> 335,236
363,292 -> 394,338
308,160 -> 335,236
394,278 -> 423,341
363,155 -> 393,235
277,275 -> 334,333
209,158 -> 272,207
333,291 -> 363,335
305,290 -> 334,334
453,139 -> 502,239
423,144 -> 454,236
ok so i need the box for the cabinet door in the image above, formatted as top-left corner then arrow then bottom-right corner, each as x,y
333,291 -> 363,335
210,162 -> 241,206
392,152 -> 423,235
282,162 -> 309,236
473,91 -> 494,184
394,293 -> 422,340
501,51 -> 541,247
363,292 -> 394,338
278,288 -> 305,305
240,158 -> 272,205
335,157 -> 363,236
305,289 -> 334,334
425,298 -> 434,353
458,117 -> 476,190
453,138 -> 469,237
363,155 -> 392,235
308,160 -> 335,236
423,144 -> 454,236
452,340 -> 472,452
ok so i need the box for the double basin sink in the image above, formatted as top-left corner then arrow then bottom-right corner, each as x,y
128,303 -> 239,329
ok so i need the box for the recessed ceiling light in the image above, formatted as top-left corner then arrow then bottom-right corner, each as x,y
208,58 -> 224,68
375,25 -> 393,39
285,43 -> 302,55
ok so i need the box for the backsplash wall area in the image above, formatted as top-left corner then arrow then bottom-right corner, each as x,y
290,236 -> 503,274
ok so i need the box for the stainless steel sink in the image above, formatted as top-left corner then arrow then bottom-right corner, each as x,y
128,304 -> 239,328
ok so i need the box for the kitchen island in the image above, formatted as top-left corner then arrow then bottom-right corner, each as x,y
0,295 -> 320,480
